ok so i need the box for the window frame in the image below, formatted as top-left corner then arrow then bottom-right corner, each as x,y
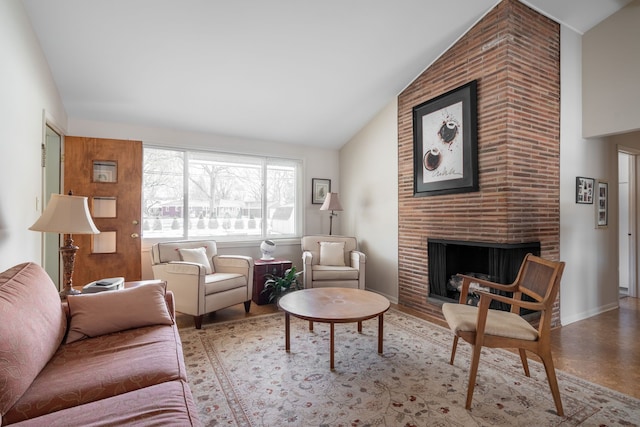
142,144 -> 303,243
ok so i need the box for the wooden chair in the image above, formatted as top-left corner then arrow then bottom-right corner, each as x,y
442,253 -> 565,416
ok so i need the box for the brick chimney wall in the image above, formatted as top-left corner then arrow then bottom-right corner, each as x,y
397,0 -> 561,323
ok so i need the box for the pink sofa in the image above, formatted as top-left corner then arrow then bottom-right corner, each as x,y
0,262 -> 202,426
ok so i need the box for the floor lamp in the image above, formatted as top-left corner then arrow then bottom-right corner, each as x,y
320,192 -> 343,235
30,193 -> 100,299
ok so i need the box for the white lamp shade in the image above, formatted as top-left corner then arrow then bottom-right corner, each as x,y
30,194 -> 100,234
320,192 -> 343,211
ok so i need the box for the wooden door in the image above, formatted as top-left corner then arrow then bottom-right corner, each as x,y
64,136 -> 142,287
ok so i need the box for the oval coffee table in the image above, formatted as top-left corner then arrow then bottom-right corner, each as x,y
278,287 -> 390,369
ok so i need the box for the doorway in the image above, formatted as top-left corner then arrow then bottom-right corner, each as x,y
618,150 -> 638,298
43,125 -> 62,289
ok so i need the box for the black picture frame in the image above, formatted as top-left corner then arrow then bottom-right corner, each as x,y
312,178 -> 331,204
596,180 -> 608,227
413,80 -> 478,197
576,176 -> 594,204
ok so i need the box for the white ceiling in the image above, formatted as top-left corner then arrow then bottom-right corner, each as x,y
22,0 -> 631,149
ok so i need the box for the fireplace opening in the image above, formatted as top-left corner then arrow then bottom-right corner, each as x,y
427,239 -> 541,312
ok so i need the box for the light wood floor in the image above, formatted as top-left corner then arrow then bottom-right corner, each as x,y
177,295 -> 640,399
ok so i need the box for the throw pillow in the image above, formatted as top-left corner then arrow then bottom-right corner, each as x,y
65,282 -> 174,344
319,241 -> 346,266
178,247 -> 214,274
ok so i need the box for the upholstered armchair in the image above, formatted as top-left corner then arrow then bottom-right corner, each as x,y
150,240 -> 254,329
301,235 -> 366,289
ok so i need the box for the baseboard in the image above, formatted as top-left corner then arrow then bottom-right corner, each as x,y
561,301 -> 619,326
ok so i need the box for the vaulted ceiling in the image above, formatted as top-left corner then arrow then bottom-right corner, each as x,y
22,0 -> 631,148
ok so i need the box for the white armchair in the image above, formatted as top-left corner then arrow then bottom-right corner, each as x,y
150,240 -> 254,329
301,235 -> 366,289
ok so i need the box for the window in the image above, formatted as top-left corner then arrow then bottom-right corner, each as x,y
142,146 -> 302,241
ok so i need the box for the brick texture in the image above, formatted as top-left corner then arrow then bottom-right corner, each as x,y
397,0 -> 561,325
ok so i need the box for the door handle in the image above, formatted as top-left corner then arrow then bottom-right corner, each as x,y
131,233 -> 139,239
132,220 -> 139,225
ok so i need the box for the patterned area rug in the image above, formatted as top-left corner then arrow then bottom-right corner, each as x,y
179,309 -> 640,426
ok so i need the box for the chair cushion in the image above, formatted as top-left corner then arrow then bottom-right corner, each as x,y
442,303 -> 539,341
204,273 -> 247,294
319,241 -> 346,266
178,247 -> 214,274
65,282 -> 174,343
312,265 -> 359,281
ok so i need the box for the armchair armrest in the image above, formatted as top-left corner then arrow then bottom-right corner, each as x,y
456,274 -> 517,304
474,289 -> 545,312
213,255 -> 253,274
302,251 -> 313,264
350,250 -> 366,269
165,261 -> 207,276
302,251 -> 313,289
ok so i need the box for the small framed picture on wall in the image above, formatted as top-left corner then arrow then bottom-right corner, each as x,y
596,180 -> 608,228
312,178 -> 331,204
576,176 -> 594,204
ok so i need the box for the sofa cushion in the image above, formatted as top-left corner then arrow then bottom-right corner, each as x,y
179,247 -> 214,274
319,241 -> 346,266
0,263 -> 66,418
65,281 -> 174,344
4,324 -> 188,424
8,380 -> 201,427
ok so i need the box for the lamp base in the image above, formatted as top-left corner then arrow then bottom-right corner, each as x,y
59,238 -> 79,300
60,287 -> 81,299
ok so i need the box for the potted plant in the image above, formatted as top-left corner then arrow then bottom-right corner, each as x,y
261,266 -> 303,303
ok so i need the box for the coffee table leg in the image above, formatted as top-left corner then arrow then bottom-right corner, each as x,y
285,312 -> 290,352
378,313 -> 384,354
330,322 -> 335,370
309,320 -> 313,331
357,320 -> 362,333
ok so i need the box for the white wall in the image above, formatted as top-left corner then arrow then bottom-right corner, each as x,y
559,26 -> 619,325
0,0 -> 67,271
340,100 -> 399,302
582,0 -> 640,138
67,118 -> 340,278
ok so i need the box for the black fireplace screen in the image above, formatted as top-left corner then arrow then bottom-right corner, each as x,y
427,239 -> 541,310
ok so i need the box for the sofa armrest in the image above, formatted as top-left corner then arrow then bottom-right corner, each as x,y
165,290 -> 176,320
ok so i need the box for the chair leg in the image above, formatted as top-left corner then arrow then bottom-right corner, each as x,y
539,350 -> 564,417
465,344 -> 482,410
518,349 -> 531,377
244,300 -> 251,313
450,335 -> 459,365
194,315 -> 203,329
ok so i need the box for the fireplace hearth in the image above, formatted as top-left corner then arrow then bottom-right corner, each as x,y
427,239 -> 540,310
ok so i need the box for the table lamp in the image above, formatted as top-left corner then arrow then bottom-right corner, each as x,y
30,193 -> 100,298
319,192 -> 343,235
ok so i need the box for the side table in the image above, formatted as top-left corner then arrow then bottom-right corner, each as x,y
253,258 -> 292,305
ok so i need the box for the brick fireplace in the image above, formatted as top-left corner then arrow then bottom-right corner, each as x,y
397,0 -> 561,325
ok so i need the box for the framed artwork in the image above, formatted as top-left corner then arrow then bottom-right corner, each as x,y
93,161 -> 117,183
596,180 -> 608,228
576,176 -> 594,204
312,178 -> 331,204
413,80 -> 478,197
